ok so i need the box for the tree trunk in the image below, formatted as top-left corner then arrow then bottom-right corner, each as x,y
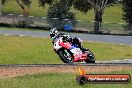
16,0 -> 30,28
0,0 -> 2,13
127,24 -> 132,30
16,0 -> 25,10
16,0 -> 29,17
94,11 -> 102,34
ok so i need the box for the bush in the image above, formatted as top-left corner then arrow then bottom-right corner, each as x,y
47,0 -> 76,30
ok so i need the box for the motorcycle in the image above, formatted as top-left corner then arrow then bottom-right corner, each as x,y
53,37 -> 95,63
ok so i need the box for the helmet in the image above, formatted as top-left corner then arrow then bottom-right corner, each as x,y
50,28 -> 59,39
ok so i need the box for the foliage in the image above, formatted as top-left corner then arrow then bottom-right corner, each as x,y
1,0 -> 31,7
122,0 -> 132,30
72,0 -> 117,33
72,0 -> 115,14
22,0 -> 31,8
2,0 -> 123,23
72,0 -> 92,13
15,0 -> 31,9
38,0 -> 53,7
1,0 -> 31,16
1,0 -> 8,5
47,0 -> 76,30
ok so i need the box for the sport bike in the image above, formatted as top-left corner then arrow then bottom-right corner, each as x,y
52,37 -> 95,63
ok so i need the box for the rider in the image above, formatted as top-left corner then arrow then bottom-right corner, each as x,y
49,28 -> 88,51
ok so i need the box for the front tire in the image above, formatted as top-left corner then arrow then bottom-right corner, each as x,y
84,50 -> 95,63
58,49 -> 74,63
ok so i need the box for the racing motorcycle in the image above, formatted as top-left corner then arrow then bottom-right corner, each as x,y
52,36 -> 95,63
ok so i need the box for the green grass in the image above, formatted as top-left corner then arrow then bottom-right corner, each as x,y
2,0 -> 49,17
0,35 -> 132,64
0,35 -> 61,64
83,42 -> 132,61
0,70 -> 132,88
102,4 -> 124,23
1,0 -> 124,23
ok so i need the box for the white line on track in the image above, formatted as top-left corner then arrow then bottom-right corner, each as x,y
87,41 -> 93,42
4,34 -> 10,36
18,35 -> 25,37
119,44 -> 124,46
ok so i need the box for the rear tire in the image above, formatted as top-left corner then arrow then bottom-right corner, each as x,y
58,49 -> 74,63
84,50 -> 95,63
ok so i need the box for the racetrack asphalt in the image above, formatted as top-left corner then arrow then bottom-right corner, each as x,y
0,29 -> 132,45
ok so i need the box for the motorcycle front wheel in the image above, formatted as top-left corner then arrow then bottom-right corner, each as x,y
58,49 -> 74,63
84,50 -> 95,63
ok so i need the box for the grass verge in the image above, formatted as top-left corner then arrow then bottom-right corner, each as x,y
0,35 -> 132,64
0,70 -> 131,88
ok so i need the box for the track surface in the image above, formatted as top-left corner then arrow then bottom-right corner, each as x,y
0,63 -> 132,68
0,29 -> 132,45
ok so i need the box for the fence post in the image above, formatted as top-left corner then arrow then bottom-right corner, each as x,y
52,18 -> 58,29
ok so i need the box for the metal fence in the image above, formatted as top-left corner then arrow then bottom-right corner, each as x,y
0,13 -> 49,27
0,13 -> 131,34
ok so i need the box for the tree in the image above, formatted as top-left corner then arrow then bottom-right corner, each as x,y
15,0 -> 31,17
47,0 -> 76,30
38,0 -> 114,32
1,0 -> 31,16
38,0 -> 53,7
72,0 -> 115,33
1,0 -> 7,5
1,0 -> 9,13
122,0 -> 132,30
1,0 -> 32,27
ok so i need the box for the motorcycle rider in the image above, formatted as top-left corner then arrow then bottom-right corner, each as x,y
49,28 -> 88,51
